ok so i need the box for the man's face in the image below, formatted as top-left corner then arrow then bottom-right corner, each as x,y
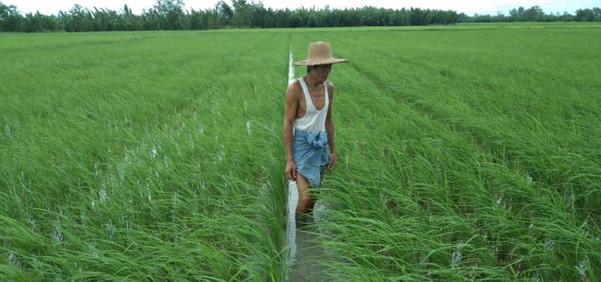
313,64 -> 332,82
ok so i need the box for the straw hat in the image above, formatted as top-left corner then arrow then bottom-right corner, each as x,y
293,41 -> 348,66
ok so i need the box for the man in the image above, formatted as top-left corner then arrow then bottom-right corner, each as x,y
283,41 -> 348,215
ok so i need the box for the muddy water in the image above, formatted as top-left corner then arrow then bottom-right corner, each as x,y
290,217 -> 330,281
287,180 -> 333,281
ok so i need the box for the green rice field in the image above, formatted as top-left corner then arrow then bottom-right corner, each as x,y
1,23 -> 601,281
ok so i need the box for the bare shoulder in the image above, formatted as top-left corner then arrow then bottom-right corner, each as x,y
326,81 -> 335,92
286,80 -> 302,100
326,81 -> 335,98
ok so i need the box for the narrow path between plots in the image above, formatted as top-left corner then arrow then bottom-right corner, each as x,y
286,47 -> 329,282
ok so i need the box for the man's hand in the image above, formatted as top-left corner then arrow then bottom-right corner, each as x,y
327,153 -> 336,169
285,160 -> 297,181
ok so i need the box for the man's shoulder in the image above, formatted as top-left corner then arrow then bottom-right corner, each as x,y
325,80 -> 335,93
286,80 -> 303,98
287,79 -> 302,89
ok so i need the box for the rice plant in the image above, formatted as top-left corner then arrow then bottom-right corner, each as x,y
1,23 -> 600,281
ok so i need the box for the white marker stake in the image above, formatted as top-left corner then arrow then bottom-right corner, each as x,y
288,51 -> 296,85
286,47 -> 298,266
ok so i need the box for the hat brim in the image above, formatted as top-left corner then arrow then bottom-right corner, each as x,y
293,58 -> 348,66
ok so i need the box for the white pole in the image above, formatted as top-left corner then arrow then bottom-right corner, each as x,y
285,47 -> 298,267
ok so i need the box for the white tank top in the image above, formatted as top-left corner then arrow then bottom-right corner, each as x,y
294,77 -> 329,132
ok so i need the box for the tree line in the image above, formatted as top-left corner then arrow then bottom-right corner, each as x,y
466,5 -> 601,23
1,0 -> 600,32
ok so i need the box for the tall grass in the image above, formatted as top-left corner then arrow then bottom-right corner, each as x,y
1,23 -> 600,281
1,31 -> 290,280
295,23 -> 601,280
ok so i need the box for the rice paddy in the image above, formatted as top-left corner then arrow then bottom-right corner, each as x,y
1,23 -> 600,281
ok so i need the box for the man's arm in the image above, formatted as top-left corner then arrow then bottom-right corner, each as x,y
325,82 -> 336,169
283,83 -> 299,180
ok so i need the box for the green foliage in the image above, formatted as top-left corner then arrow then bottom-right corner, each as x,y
153,0 -> 186,29
0,1 -> 22,31
3,0 -> 601,32
462,5 -> 601,23
0,30 -> 289,280
0,0 -> 461,32
290,24 -> 601,280
1,24 -> 601,280
576,8 -> 601,21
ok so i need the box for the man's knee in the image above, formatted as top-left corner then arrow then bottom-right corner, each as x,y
299,194 -> 312,206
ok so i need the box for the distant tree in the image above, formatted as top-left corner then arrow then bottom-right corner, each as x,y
231,0 -> 252,27
64,4 -> 91,32
3,0 -> 598,32
509,6 -> 525,21
558,12 -> 573,22
154,0 -> 185,29
121,4 -> 142,30
141,8 -> 161,30
91,8 -> 111,31
21,12 -> 57,32
575,8 -> 595,21
524,6 -> 544,21
248,2 -> 268,28
215,0 -> 233,26
0,1 -> 22,31
409,8 -> 432,26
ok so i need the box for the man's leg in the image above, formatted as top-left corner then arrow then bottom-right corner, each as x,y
295,173 -> 312,214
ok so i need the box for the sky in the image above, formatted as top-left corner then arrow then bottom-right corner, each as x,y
4,0 -> 598,16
